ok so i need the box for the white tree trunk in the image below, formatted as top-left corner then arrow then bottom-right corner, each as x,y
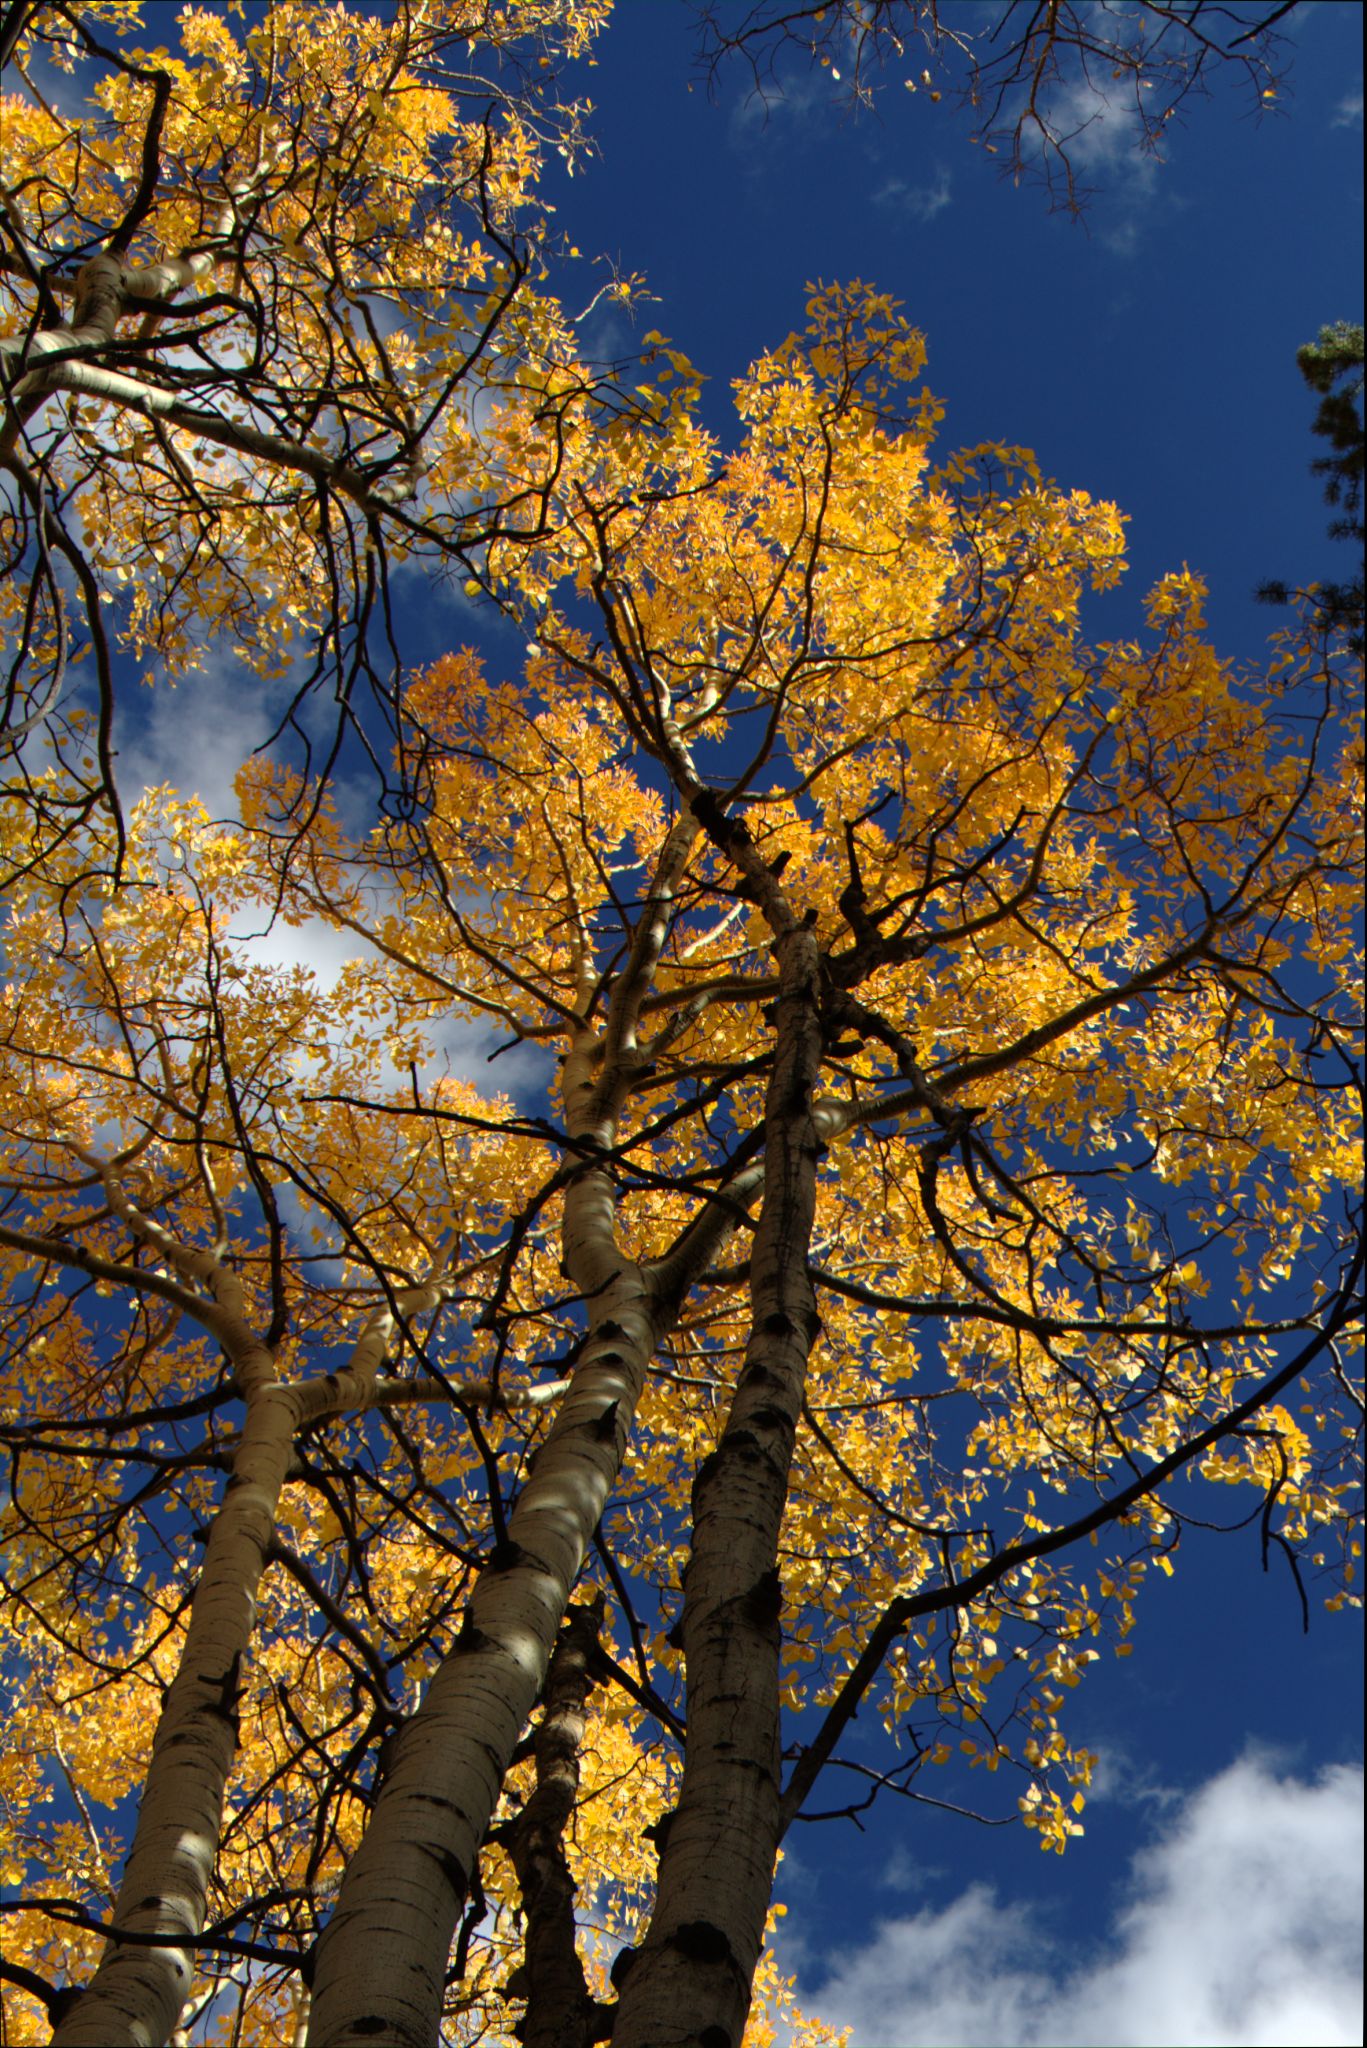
611,925 -> 824,2048
304,1157 -> 664,2047
54,1279 -> 411,2047
305,819 -> 749,2048
54,1383 -> 300,2046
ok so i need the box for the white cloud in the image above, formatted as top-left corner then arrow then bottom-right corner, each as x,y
875,168 -> 953,222
728,66 -> 829,144
116,635 -> 384,840
1042,75 -> 1155,179
1026,71 -> 1172,255
118,646 -> 554,1104
118,653 -> 278,824
1071,1738 -> 1184,1816
114,664 -> 553,1109
1331,86 -> 1363,128
224,893 -> 549,1100
788,1754 -> 1364,2046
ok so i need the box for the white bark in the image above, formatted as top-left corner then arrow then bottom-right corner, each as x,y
611,924 -> 825,2048
305,818 -> 746,2048
53,1381 -> 300,2047
52,1267 -> 436,2046
0,166 -> 419,512
305,1169 -> 664,2045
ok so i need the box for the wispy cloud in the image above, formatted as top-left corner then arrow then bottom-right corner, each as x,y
727,66 -> 830,147
118,653 -> 280,825
1070,1736 -> 1187,1816
120,650 -> 551,1108
874,167 -> 952,222
785,1754 -> 1364,2046
1026,72 -> 1167,253
225,887 -> 551,1105
1043,75 -> 1155,177
117,632 -> 391,842
1331,85 -> 1363,128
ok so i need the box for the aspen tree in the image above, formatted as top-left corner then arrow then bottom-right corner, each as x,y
0,8 -> 1360,2045
285,290 -> 1356,2044
0,0 -> 617,860
2,288 -> 1359,2048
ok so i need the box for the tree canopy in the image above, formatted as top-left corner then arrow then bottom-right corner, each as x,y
0,0 -> 632,859
0,7 -> 1361,2048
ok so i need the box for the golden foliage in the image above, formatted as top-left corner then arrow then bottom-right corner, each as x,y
0,20 -> 1360,2040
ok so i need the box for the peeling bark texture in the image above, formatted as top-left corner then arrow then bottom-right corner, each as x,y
611,926 -> 825,2048
502,1592 -> 605,2048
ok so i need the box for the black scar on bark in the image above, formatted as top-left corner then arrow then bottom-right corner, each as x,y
741,1569 -> 783,1630
669,1919 -> 735,1966
374,1722 -> 406,1784
590,1398 -> 621,1441
456,1616 -> 498,1652
641,1808 -> 675,1853
739,1361 -> 783,1390
431,1847 -> 468,1893
487,1539 -> 529,1573
700,2030 -> 733,2048
609,1944 -> 638,1987
136,1896 -> 184,1927
351,2021 -> 389,2037
690,789 -> 737,842
202,1652 -> 243,1729
717,1428 -> 764,1462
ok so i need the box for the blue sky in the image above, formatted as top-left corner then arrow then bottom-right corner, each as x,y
522,8 -> 1366,2043
544,0 -> 1362,677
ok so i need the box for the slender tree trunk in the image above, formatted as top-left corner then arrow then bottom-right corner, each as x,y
54,1282 -> 404,2048
54,1383 -> 301,2047
501,1594 -> 607,2048
611,925 -> 825,2048
306,816 -> 715,2048
304,1189 -> 663,2048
